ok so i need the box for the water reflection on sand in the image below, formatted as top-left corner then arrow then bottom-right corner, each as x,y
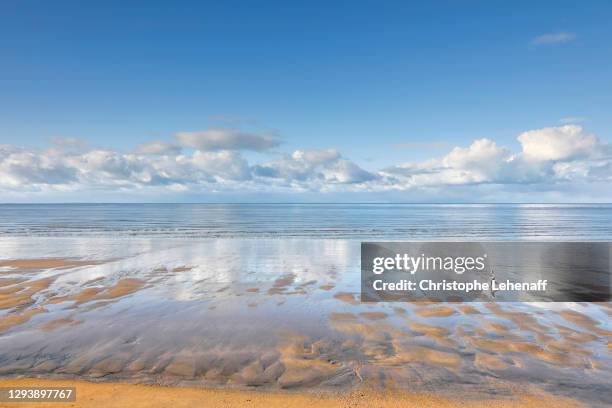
0,237 -> 610,406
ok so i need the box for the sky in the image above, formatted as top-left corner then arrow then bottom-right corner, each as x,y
1,0 -> 611,202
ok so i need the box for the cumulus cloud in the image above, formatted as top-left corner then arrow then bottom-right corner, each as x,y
0,125 -> 609,200
382,139 -> 543,187
253,149 -> 376,187
382,125 -> 607,190
175,128 -> 281,151
0,145 -> 78,188
191,150 -> 251,181
518,125 -> 598,161
532,32 -> 575,45
291,149 -> 340,164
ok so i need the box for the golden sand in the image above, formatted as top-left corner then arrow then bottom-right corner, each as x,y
359,311 -> 388,320
0,277 -> 54,309
329,312 -> 358,321
0,278 -> 25,287
333,292 -> 359,305
485,303 -> 549,333
267,273 -> 297,295
0,256 -> 608,406
558,310 -> 612,336
0,275 -> 146,335
554,324 -> 599,343
0,379 -> 586,408
409,321 -> 450,337
483,321 -> 511,334
457,304 -> 480,314
39,316 -> 82,331
47,287 -> 104,305
0,306 -> 46,332
559,310 -> 599,329
101,278 -> 145,299
474,352 -> 510,371
414,306 -> 457,318
389,344 -> 462,368
47,278 -> 145,305
0,258 -> 100,272
468,336 -> 587,367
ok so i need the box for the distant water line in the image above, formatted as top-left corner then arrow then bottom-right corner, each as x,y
0,203 -> 611,240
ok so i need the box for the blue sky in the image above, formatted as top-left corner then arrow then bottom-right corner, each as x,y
1,1 -> 611,202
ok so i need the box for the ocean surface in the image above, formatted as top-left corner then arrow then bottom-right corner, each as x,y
1,203 -> 612,239
1,204 -> 611,406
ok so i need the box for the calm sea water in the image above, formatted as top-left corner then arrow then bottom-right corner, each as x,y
1,203 -> 611,239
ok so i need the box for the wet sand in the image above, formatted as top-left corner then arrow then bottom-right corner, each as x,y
0,258 -> 102,272
0,378 -> 585,408
0,239 -> 611,407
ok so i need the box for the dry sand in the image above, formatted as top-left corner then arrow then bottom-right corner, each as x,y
0,378 -> 585,408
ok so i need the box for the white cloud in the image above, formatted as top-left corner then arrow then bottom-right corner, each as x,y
518,125 -> 598,161
532,32 -> 575,45
175,128 -> 281,151
291,148 -> 340,164
253,148 -> 376,187
0,145 -> 77,188
0,125 -> 610,201
191,150 -> 251,181
382,138 -> 544,187
379,125 -> 608,193
443,139 -> 510,175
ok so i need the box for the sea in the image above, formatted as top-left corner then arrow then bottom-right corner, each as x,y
1,203 -> 611,239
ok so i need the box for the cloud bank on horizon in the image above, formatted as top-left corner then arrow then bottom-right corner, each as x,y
0,124 -> 610,202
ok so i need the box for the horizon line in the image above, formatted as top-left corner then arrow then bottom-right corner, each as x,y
1,202 -> 611,205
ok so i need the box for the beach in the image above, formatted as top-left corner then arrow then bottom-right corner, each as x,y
0,205 -> 611,407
